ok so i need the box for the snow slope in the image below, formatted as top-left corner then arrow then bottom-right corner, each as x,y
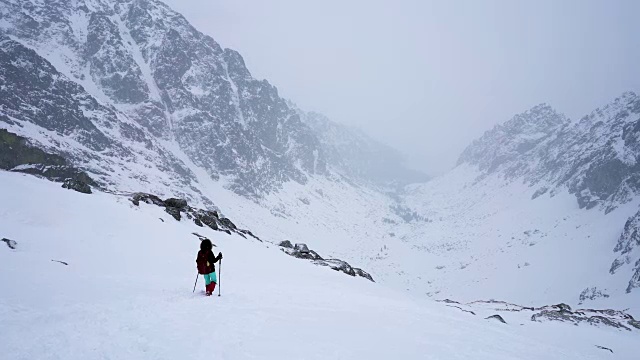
1,0 -> 640,348
1,171 -> 637,359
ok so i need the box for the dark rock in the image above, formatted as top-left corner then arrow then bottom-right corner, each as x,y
485,314 -> 507,324
281,242 -> 373,281
194,218 -> 203,227
219,217 -> 237,230
164,198 -> 188,209
294,243 -> 310,254
62,179 -> 92,194
595,345 -> 613,354
278,240 -> 293,248
315,259 -> 356,277
554,303 -> 572,312
611,209 -> 640,293
284,248 -> 323,261
240,230 -> 261,241
587,315 -> 630,329
453,298 -> 639,332
51,259 -> 68,265
446,305 -> 476,315
354,268 -> 375,282
578,287 -> 610,304
2,238 -> 17,249
131,193 -> 165,207
165,207 -> 181,221
1,130 -> 97,188
192,209 -> 219,230
437,299 -> 461,304
532,309 -> 633,331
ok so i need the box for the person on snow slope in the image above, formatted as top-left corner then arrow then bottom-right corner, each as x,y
196,239 -> 222,296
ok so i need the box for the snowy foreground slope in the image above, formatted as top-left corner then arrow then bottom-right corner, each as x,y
1,171 -> 637,359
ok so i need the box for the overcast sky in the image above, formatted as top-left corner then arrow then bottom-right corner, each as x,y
163,0 -> 640,175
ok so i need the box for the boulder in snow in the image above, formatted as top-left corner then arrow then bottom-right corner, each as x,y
164,198 -> 188,209
131,193 -> 166,207
2,238 -> 17,249
278,240 -> 293,248
62,179 -> 92,194
294,243 -> 310,254
485,315 -> 507,324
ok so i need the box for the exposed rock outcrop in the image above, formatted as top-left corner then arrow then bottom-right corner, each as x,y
441,299 -> 639,332
531,307 -> 637,331
610,207 -> 640,293
0,129 -> 96,188
279,242 -> 374,282
278,240 -> 293,249
62,179 -> 92,194
578,287 -> 610,304
130,193 -> 260,241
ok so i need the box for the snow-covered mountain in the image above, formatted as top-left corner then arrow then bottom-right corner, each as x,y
455,93 -> 640,295
2,0 -> 640,347
0,0 -> 420,201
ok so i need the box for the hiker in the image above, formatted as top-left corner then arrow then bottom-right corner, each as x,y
196,239 -> 223,296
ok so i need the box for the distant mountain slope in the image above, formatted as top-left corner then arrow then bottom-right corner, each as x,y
458,93 -> 640,214
297,109 -> 428,186
408,94 -> 640,299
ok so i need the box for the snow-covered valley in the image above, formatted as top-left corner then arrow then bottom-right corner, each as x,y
1,171 -> 638,359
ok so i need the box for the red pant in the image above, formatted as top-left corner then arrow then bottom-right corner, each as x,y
206,282 -> 217,294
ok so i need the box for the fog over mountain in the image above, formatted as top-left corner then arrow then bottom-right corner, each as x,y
163,0 -> 640,175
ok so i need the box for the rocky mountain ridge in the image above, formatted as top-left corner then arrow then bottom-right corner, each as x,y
0,0 -> 419,201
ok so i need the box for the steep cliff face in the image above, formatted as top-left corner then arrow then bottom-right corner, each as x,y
0,0 -> 330,196
0,34 -> 201,198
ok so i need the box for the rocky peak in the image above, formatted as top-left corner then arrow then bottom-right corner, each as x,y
457,104 -> 568,173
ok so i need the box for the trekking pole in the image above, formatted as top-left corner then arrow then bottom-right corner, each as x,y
218,259 -> 222,297
192,272 -> 199,293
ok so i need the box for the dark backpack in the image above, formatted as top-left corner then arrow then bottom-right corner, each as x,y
196,251 -> 210,274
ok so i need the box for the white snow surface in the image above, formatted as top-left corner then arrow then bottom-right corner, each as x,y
1,171 -> 637,359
